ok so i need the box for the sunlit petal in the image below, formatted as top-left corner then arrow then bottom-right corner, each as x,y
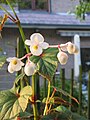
40,42 -> 49,49
6,57 -> 15,62
30,33 -> 44,43
20,61 -> 24,66
25,40 -> 32,46
8,64 -> 14,73
60,43 -> 68,51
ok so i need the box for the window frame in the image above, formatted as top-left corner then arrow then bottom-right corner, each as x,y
18,0 -> 50,12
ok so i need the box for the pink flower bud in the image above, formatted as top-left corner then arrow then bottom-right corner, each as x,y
24,62 -> 36,76
57,52 -> 68,65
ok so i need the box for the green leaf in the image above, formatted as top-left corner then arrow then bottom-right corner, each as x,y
19,111 -> 32,117
18,96 -> 28,112
14,73 -> 25,85
0,90 -> 20,120
42,98 -> 47,103
18,86 -> 33,112
19,86 -> 32,112
41,107 -> 87,120
0,86 -> 32,119
20,85 -> 32,96
54,105 -> 67,112
30,48 -> 58,81
52,86 -> 79,104
0,56 -> 6,68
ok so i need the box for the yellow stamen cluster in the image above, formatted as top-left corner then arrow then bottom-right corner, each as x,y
33,45 -> 38,50
11,59 -> 17,65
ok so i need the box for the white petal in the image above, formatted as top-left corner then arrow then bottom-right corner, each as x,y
24,62 -> 36,76
7,57 -> 14,62
60,43 -> 68,51
30,33 -> 44,43
14,63 -> 22,71
11,60 -> 22,71
25,40 -> 32,46
40,42 -> 49,49
60,46 -> 67,51
8,64 -> 14,73
30,46 -> 43,56
20,61 -> 24,66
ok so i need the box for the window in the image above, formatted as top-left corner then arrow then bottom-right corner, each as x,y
18,0 -> 48,11
81,48 -> 90,72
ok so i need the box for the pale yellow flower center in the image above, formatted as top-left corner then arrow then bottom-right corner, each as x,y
11,59 -> 17,65
33,45 -> 38,50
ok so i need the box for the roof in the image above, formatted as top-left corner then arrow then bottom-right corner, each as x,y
1,11 -> 90,29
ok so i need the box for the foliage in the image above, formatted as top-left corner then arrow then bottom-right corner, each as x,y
0,86 -> 32,120
74,0 -> 90,20
0,0 -> 16,4
41,106 -> 87,120
0,56 -> 6,68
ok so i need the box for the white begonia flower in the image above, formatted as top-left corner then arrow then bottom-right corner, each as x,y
67,42 -> 79,54
7,57 -> 24,73
57,51 -> 68,65
25,33 -> 49,56
24,61 -> 36,76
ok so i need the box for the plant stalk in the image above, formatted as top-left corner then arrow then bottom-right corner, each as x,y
32,74 -> 38,120
43,81 -> 51,115
17,22 -> 29,53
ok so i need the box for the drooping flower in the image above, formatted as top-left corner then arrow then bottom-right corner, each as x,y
25,33 -> 49,56
57,51 -> 68,65
7,57 -> 24,73
24,61 -> 36,76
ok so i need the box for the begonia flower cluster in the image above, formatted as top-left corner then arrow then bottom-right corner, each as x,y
7,33 -> 79,76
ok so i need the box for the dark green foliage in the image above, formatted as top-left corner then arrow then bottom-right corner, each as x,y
0,0 -> 17,4
41,106 -> 87,120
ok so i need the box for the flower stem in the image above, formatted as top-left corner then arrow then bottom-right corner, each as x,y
43,81 -> 51,115
32,74 -> 38,120
6,0 -> 18,20
17,21 -> 30,53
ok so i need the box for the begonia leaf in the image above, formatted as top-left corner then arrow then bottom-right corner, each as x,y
0,86 -> 32,120
30,48 -> 58,81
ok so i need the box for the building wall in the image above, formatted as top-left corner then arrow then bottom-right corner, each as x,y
51,0 -> 79,13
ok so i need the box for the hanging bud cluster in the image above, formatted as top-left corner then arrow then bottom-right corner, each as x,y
7,33 -> 79,76
57,42 -> 79,65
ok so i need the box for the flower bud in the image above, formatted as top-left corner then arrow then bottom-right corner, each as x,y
57,52 -> 68,65
67,43 -> 78,54
24,62 -> 36,76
